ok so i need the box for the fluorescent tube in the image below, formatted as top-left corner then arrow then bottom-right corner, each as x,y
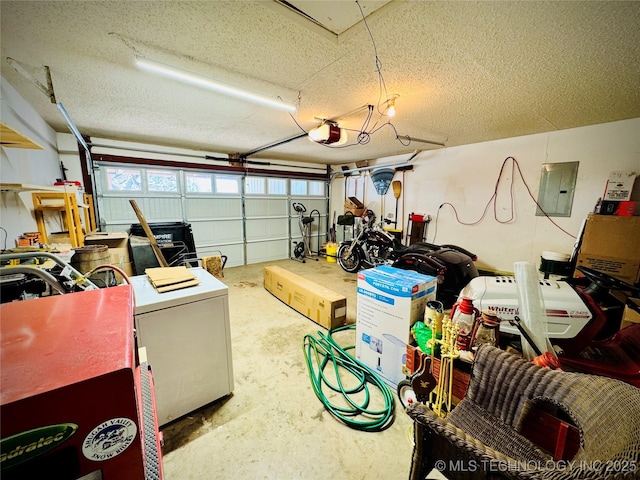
135,57 -> 297,113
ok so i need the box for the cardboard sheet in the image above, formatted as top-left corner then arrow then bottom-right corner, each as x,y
146,266 -> 199,293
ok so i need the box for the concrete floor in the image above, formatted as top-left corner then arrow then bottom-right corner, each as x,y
160,258 -> 445,479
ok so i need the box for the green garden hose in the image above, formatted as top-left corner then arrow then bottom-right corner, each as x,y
302,324 -> 395,432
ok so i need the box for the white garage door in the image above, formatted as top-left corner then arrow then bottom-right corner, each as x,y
94,162 -> 327,267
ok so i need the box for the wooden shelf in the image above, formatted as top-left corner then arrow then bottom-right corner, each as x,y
0,122 -> 43,150
1,183 -> 63,192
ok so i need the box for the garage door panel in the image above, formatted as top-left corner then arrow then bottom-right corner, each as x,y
190,219 -> 243,244
104,223 -> 133,233
246,240 -> 289,264
99,197 -> 139,223
245,218 -> 288,242
197,244 -> 244,268
186,197 -> 242,219
100,196 -> 182,226
143,197 -> 182,222
290,217 -> 325,240
245,197 -> 287,217
305,199 -> 328,213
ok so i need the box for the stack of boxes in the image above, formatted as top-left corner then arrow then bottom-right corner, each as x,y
84,232 -> 133,276
576,213 -> 640,286
355,265 -> 437,387
600,171 -> 637,215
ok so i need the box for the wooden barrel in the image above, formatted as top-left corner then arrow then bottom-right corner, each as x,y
71,245 -> 110,273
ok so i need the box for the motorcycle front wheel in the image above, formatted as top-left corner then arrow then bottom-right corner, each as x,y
337,243 -> 362,273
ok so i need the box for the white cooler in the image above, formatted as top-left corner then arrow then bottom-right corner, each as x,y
130,267 -> 234,426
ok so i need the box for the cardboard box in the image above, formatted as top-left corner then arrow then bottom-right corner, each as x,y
576,253 -> 640,285
344,196 -> 365,216
355,265 -> 437,387
616,201 -> 637,216
84,231 -> 131,270
48,231 -> 72,245
263,265 -> 347,329
621,298 -> 640,330
576,214 -> 640,284
604,171 -> 637,202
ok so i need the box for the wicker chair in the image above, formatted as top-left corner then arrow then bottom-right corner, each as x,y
406,345 -> 640,480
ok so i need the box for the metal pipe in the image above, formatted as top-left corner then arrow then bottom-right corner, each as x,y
58,103 -> 89,152
241,132 -> 309,157
90,139 -> 327,171
330,149 -> 422,179
395,135 -> 445,147
0,266 -> 66,294
90,142 -> 222,160
0,252 -> 98,290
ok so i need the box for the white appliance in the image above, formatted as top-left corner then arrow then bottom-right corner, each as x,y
130,267 -> 234,426
458,275 -> 592,339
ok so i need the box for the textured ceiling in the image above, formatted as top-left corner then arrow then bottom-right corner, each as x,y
276,0 -> 392,35
1,1 -> 639,165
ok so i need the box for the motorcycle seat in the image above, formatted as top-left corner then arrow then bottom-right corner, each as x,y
394,242 -> 435,255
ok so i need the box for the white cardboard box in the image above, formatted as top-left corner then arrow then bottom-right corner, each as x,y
604,171 -> 637,201
355,265 -> 437,387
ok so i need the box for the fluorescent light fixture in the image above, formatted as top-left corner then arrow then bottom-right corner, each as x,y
135,57 -> 297,113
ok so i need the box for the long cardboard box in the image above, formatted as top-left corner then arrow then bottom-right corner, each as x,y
263,266 -> 346,329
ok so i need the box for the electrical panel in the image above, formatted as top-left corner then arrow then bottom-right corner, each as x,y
536,162 -> 579,217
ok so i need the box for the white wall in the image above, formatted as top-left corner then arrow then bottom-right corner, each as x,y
330,118 -> 640,273
1,76 -> 62,247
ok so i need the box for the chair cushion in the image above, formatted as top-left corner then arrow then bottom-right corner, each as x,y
447,399 -> 551,464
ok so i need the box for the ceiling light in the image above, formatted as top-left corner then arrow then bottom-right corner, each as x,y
385,94 -> 399,117
387,100 -> 396,117
308,123 -> 347,145
135,57 -> 297,113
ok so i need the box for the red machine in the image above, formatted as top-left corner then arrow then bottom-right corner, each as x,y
1,285 -> 163,479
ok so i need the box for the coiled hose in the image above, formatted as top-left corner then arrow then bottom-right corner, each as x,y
302,324 -> 395,432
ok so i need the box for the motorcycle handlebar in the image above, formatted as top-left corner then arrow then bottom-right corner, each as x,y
361,209 -> 376,224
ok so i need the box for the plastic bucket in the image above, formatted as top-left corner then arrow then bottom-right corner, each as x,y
326,243 -> 338,263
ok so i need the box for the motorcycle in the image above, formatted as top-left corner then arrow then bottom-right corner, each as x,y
337,210 -> 479,307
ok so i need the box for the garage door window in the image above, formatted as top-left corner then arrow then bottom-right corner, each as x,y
291,179 -> 307,195
105,167 -> 142,191
148,170 -> 178,192
268,178 -> 286,195
309,180 -> 325,196
186,172 -> 214,193
215,176 -> 240,194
